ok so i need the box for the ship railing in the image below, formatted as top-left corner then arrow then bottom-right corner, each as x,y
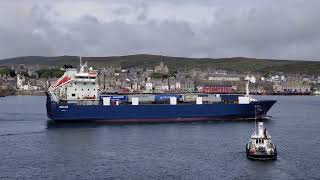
60,98 -> 229,106
61,99 -> 100,105
74,78 -> 96,82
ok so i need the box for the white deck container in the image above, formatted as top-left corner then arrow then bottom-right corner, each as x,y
132,97 -> 139,105
238,96 -> 250,104
196,97 -> 203,104
103,97 -> 111,106
170,97 -> 177,105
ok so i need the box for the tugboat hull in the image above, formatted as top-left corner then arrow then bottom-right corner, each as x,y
246,153 -> 277,160
246,146 -> 277,160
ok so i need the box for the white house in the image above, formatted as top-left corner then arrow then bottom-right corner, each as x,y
145,82 -> 153,91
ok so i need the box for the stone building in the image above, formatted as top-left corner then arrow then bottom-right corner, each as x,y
273,82 -> 311,93
154,62 -> 169,74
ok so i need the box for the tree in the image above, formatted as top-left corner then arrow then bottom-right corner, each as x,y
0,68 -> 10,75
151,73 -> 169,79
36,69 -> 64,78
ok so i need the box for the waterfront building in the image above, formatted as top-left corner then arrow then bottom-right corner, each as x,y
199,84 -> 235,94
208,76 -> 240,82
273,82 -> 311,94
180,79 -> 195,92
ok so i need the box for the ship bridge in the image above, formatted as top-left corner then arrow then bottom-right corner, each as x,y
48,57 -> 99,102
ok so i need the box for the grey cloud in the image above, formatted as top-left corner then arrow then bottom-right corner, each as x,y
0,0 -> 320,60
202,1 -> 320,59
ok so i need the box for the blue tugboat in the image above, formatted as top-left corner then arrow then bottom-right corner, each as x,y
46,58 -> 276,122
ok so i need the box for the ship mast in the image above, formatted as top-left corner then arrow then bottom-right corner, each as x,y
246,80 -> 250,97
79,56 -> 84,73
254,105 -> 257,135
79,56 -> 88,73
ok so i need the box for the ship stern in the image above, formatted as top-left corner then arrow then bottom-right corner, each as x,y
45,92 -> 54,119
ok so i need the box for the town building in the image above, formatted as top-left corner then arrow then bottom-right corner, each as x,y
273,82 -> 311,94
199,84 -> 235,94
208,76 -> 240,81
180,79 -> 195,92
154,62 -> 169,74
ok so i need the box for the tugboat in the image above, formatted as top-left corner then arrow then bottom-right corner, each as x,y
246,108 -> 277,160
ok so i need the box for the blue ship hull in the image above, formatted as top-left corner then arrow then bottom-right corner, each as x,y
46,94 -> 276,122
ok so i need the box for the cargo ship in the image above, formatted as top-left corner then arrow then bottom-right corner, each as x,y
46,58 -> 276,122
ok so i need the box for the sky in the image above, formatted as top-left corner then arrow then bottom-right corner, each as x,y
0,0 -> 319,60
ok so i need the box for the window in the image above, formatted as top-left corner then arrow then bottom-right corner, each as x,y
75,82 -> 77,85
84,83 -> 86,85
82,89 -> 83,91
72,93 -> 75,97
88,89 -> 90,91
75,89 -> 77,91
93,82 -> 95,85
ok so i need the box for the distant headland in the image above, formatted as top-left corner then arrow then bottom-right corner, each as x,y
1,54 -> 320,75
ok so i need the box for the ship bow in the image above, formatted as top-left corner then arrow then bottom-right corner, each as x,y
251,100 -> 277,117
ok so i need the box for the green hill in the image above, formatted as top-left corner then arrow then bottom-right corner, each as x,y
0,54 -> 320,75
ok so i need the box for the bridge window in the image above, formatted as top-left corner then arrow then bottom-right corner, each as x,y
72,93 -> 75,97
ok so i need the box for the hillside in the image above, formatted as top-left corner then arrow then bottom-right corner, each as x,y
1,54 -> 320,75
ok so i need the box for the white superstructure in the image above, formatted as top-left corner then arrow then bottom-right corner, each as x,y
48,57 -> 98,102
238,81 -> 257,104
246,121 -> 277,158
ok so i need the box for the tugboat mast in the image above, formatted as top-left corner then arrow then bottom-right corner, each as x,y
254,105 -> 257,135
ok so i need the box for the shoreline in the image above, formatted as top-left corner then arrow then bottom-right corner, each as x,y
1,92 -> 318,97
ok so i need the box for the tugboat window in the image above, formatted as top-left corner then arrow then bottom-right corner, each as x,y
72,93 -> 75,97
